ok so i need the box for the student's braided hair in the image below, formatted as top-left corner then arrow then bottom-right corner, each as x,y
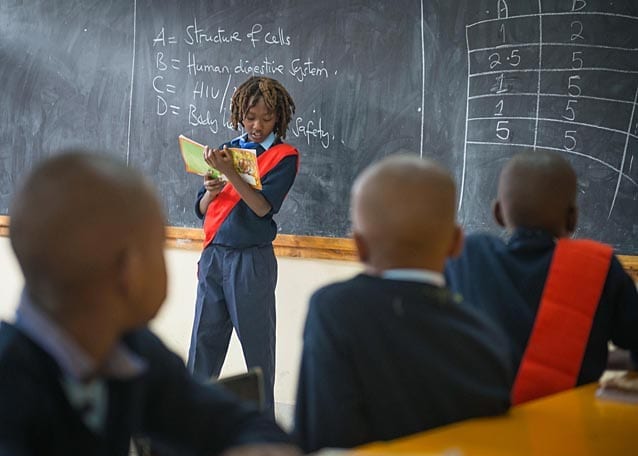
230,76 -> 296,139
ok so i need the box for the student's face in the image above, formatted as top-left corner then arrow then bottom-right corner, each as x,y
242,97 -> 277,143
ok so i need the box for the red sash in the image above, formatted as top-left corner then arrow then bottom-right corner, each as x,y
511,239 -> 613,405
202,143 -> 299,248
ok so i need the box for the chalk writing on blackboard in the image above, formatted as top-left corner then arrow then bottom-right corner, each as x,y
461,0 -> 638,220
148,19 -> 335,150
6,1 -> 632,248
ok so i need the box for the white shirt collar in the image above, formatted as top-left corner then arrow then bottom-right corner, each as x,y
234,131 -> 276,150
14,290 -> 147,382
381,269 -> 446,287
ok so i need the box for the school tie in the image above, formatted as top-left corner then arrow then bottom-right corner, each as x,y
238,138 -> 259,149
61,375 -> 108,434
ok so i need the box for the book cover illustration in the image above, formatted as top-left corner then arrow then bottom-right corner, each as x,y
227,146 -> 262,190
178,135 -> 262,190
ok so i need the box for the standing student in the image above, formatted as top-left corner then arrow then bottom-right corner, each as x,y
187,76 -> 299,414
293,155 -> 512,452
0,151 -> 300,456
445,150 -> 638,404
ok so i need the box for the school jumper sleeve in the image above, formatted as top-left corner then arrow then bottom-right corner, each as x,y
293,290 -> 369,453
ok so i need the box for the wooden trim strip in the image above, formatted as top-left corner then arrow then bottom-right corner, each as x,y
618,255 -> 638,282
0,215 -> 8,237
164,225 -> 358,261
1,215 -> 636,277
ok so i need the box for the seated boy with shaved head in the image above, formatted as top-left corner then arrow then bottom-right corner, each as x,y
0,151 -> 300,456
445,150 -> 638,405
293,155 -> 512,453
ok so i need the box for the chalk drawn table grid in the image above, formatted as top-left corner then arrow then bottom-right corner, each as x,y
461,1 -> 638,222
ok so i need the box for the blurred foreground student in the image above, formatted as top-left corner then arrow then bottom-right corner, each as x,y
0,152 -> 300,456
293,155 -> 512,452
445,150 -> 638,404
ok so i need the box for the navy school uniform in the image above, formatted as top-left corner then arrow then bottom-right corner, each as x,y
187,134 -> 298,413
0,323 -> 291,455
293,273 -> 513,452
444,228 -> 638,384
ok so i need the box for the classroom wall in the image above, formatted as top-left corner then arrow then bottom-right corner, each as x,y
0,236 -> 362,406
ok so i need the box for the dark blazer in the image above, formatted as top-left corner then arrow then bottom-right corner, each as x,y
445,229 -> 638,384
293,274 -> 513,453
0,323 -> 291,456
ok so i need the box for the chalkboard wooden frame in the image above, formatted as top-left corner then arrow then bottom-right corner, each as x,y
0,215 -> 636,280
164,225 -> 358,261
0,215 -> 357,260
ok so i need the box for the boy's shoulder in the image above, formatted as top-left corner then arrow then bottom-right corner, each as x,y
465,231 -> 503,244
310,274 -> 371,305
309,274 -> 462,318
0,322 -> 58,410
0,322 -> 41,369
461,231 -> 507,255
308,274 -> 394,320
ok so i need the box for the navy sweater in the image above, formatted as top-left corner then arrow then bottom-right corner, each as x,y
0,323 -> 291,456
445,229 -> 638,384
293,274 -> 513,452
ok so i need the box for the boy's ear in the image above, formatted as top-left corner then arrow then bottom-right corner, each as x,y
492,200 -> 506,228
448,224 -> 464,258
566,204 -> 578,235
352,232 -> 369,264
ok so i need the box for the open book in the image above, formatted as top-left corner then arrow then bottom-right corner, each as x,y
178,135 -> 262,190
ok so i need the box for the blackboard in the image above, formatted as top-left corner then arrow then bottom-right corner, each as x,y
1,0 -> 637,253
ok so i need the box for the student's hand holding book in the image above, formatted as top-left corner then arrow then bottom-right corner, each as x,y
204,145 -> 238,181
199,169 -> 227,216
179,135 -> 262,190
203,171 -> 227,197
197,146 -> 228,215
201,145 -> 228,198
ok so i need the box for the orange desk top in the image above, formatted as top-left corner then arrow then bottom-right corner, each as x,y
357,384 -> 636,456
